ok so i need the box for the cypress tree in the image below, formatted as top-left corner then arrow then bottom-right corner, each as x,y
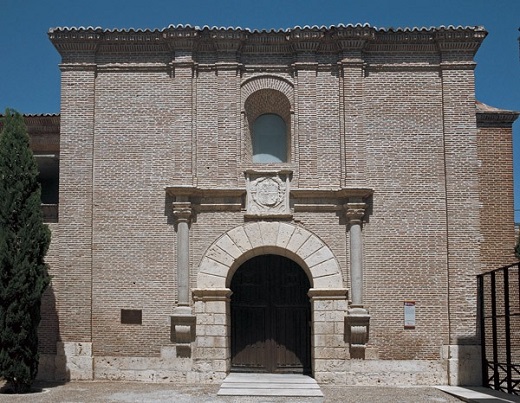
0,109 -> 50,393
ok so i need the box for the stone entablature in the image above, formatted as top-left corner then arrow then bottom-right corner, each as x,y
165,185 -> 373,216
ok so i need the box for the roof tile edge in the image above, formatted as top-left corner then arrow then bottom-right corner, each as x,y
48,24 -> 486,35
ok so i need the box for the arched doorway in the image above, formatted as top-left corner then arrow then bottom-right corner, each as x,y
230,254 -> 311,374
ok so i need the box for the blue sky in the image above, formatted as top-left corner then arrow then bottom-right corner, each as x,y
1,0 -> 519,218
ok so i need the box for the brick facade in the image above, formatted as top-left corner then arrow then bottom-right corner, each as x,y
25,24 -> 520,385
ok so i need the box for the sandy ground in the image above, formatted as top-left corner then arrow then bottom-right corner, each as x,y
0,380 -> 465,402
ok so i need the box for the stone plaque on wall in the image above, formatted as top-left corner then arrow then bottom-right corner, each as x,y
245,170 -> 291,217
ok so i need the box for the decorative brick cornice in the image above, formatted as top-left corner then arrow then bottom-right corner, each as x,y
58,63 -> 97,72
211,30 -> 248,52
241,32 -> 291,54
435,27 -> 488,54
48,28 -> 102,53
49,24 -> 487,62
477,108 -> 520,128
336,25 -> 375,50
289,28 -> 322,53
163,26 -> 198,51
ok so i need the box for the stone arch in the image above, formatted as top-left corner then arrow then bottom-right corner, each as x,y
197,222 -> 343,289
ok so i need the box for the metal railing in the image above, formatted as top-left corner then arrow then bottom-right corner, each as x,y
478,263 -> 520,395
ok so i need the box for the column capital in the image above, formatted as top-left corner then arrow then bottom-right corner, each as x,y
344,202 -> 367,224
172,202 -> 193,224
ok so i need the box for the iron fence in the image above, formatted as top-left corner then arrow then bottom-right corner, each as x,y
478,262 -> 520,395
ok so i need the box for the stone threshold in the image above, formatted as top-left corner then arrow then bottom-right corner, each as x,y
217,373 -> 324,397
436,386 -> 520,402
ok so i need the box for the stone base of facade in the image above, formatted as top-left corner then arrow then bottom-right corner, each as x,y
315,360 -> 448,385
38,340 -> 482,386
92,346 -> 226,384
443,344 -> 482,386
51,342 -> 94,381
37,344 -> 227,384
37,348 -> 481,386
36,354 -> 58,381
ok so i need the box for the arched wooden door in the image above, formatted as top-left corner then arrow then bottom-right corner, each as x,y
230,254 -> 311,374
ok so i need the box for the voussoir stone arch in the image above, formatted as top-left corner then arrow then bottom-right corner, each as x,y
197,222 -> 343,289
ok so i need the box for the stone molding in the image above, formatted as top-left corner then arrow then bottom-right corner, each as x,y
192,288 -> 232,302
166,186 -> 245,213
308,288 -> 349,300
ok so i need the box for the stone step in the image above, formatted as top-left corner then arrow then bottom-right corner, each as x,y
218,373 -> 324,397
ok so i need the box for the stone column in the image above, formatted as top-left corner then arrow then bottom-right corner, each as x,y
171,201 -> 196,351
173,202 -> 192,308
345,202 -> 366,306
344,201 -> 370,358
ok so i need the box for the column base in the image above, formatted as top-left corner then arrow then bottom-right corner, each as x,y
171,306 -> 196,357
345,306 -> 370,359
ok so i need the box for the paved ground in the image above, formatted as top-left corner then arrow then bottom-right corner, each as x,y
0,380 -> 465,402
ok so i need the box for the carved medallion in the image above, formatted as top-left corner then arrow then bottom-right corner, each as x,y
254,177 -> 283,207
245,171 -> 291,217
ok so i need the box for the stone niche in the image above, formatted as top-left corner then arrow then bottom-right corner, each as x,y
245,170 -> 291,218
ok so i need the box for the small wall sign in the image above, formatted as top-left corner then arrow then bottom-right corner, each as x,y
404,300 -> 416,329
121,309 -> 142,325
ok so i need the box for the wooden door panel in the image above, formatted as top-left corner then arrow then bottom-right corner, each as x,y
231,254 -> 311,374
231,306 -> 267,370
273,306 -> 310,371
